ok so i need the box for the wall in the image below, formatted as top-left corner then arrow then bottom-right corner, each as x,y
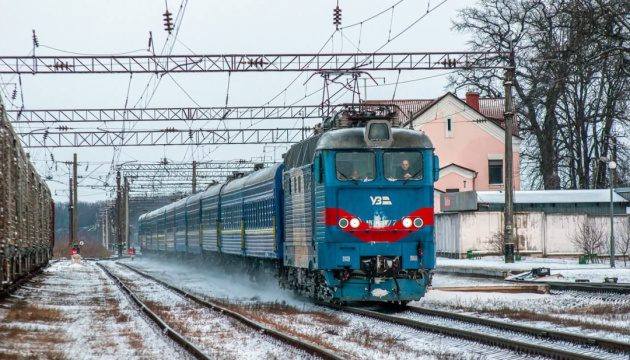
435,211 -> 630,258
413,94 -> 521,192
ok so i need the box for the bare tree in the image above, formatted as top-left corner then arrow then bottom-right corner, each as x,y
571,219 -> 606,263
486,230 -> 504,254
451,0 -> 629,189
619,220 -> 630,267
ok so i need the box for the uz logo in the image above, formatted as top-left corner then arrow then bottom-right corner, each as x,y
370,196 -> 392,205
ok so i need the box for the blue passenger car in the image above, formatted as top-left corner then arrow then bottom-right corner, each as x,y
218,163 -> 284,259
185,192 -> 203,254
200,184 -> 222,253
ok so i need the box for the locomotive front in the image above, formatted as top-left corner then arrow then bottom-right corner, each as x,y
313,113 -> 439,303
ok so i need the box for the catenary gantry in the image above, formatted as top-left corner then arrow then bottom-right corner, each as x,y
6,105 -> 326,123
0,52 -> 509,74
18,127 -> 310,147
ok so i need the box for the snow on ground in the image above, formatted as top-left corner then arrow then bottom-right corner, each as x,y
416,288 -> 630,343
437,256 -> 630,283
102,261 -> 315,360
395,309 -> 626,360
121,256 -> 541,359
0,259 -> 188,359
123,257 -> 302,305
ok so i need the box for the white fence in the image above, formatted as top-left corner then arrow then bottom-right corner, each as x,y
435,212 -> 630,258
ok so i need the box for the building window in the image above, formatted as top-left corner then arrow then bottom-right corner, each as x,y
445,118 -> 453,138
446,188 -> 459,193
488,160 -> 503,185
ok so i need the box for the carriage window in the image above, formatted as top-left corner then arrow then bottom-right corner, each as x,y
335,152 -> 375,181
384,151 -> 423,181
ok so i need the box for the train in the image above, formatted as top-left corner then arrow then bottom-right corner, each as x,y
138,105 -> 439,303
0,96 -> 54,290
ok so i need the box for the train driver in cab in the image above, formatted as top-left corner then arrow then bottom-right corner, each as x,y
395,159 -> 413,180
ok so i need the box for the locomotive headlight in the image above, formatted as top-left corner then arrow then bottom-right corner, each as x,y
349,217 -> 361,228
413,218 -> 423,228
402,217 -> 412,228
338,218 -> 349,229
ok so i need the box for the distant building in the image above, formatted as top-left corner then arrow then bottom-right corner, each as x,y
366,92 -> 520,212
435,189 -> 629,257
442,189 -> 630,216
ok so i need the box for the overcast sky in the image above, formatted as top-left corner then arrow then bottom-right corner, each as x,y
0,0 -> 471,202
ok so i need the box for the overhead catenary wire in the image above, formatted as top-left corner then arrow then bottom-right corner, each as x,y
339,0 -> 406,30
274,0 -> 452,111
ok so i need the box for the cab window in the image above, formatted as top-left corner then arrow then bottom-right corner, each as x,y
335,152 -> 375,181
384,151 -> 423,181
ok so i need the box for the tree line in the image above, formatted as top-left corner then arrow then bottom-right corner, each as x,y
452,0 -> 629,189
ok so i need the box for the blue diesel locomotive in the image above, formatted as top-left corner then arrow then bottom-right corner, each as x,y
138,106 -> 439,303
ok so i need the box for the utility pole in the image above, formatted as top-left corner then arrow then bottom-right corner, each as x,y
124,176 -> 129,251
72,153 -> 78,247
609,162 -> 616,268
503,43 -> 515,263
116,171 -> 122,258
103,210 -> 109,250
68,177 -> 73,245
192,160 -> 197,193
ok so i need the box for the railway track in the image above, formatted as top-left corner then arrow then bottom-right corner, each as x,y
111,261 -> 343,360
0,260 -> 54,301
507,280 -> 630,295
327,305 -> 629,360
96,262 -> 209,360
407,305 -> 630,354
116,261 -> 628,359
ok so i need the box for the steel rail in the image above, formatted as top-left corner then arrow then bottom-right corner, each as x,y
506,280 -> 630,294
408,306 -> 630,354
116,262 -> 344,360
331,305 -> 605,360
0,260 -> 52,300
96,262 -> 211,360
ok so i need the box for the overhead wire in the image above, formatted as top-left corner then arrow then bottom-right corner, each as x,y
108,0 -> 190,191
373,0 -> 449,52
339,0 -> 406,30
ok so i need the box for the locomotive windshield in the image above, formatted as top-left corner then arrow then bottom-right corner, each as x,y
335,151 -> 375,181
384,151 -> 423,181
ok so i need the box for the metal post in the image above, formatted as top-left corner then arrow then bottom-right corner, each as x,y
72,153 -> 78,247
609,164 -> 616,268
104,210 -> 109,250
192,160 -> 197,193
503,44 -> 515,263
68,177 -> 73,245
116,171 -> 122,258
124,176 -> 129,251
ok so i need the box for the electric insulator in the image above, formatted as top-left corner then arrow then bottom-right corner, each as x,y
11,88 -> 17,100
333,5 -> 342,30
147,31 -> 153,52
188,129 -> 193,139
163,10 -> 174,34
32,30 -> 39,48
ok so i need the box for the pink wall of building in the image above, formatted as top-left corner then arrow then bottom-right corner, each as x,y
411,93 -> 521,193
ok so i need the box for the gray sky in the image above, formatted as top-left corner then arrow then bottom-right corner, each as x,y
0,0 -> 470,202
